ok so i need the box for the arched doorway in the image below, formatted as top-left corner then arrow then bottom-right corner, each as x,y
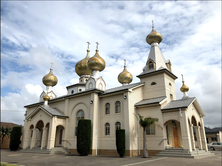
35,120 -> 44,147
164,120 -> 182,148
54,125 -> 65,147
191,116 -> 197,145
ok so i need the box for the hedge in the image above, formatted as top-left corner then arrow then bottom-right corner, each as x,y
77,119 -> 91,156
116,129 -> 125,157
9,126 -> 21,151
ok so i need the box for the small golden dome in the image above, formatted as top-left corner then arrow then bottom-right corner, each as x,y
43,93 -> 50,101
146,21 -> 163,45
88,50 -> 106,71
42,68 -> 58,86
75,50 -> 92,76
118,60 -> 133,84
180,81 -> 189,92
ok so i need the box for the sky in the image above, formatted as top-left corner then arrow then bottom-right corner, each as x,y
1,1 -> 221,128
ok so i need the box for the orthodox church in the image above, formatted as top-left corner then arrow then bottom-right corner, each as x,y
22,23 -> 208,156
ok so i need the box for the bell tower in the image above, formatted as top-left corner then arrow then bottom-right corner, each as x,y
137,21 -> 177,102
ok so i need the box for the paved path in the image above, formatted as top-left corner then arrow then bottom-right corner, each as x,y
1,149 -> 221,166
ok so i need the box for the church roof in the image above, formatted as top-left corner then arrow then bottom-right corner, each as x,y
162,97 -> 195,110
205,127 -> 222,134
135,96 -> 166,107
137,68 -> 177,79
101,82 -> 144,95
26,105 -> 68,119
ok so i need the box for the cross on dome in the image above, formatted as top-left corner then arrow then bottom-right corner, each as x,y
181,74 -> 184,82
96,42 -> 99,50
124,59 -> 126,67
152,20 -> 154,28
50,62 -> 54,69
87,42 -> 90,50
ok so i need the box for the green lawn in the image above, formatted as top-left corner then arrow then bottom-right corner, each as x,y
1,163 -> 19,166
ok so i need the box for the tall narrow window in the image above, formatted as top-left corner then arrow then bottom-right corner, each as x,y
105,123 -> 110,135
76,110 -> 84,135
146,124 -> 155,135
149,61 -> 154,70
170,94 -> 173,100
115,101 -> 121,113
105,103 -> 110,114
115,122 -> 121,130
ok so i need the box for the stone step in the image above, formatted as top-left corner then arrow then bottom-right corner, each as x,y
156,148 -> 214,159
50,147 -> 70,155
20,147 -> 51,154
157,152 -> 214,159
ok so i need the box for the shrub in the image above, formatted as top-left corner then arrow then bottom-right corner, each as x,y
116,129 -> 125,157
77,119 -> 91,156
9,126 -> 21,151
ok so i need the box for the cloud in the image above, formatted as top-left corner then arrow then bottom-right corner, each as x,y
1,1 -> 221,128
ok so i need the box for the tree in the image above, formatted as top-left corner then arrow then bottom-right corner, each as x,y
116,129 -> 125,157
77,119 -> 91,156
9,126 -> 22,151
0,127 -> 11,145
136,113 -> 158,158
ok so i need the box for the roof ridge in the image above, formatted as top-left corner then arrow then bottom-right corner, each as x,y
105,82 -> 144,91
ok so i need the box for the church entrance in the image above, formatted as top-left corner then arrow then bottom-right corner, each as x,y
164,120 -> 182,148
36,120 -> 44,147
173,126 -> 179,148
54,125 -> 65,147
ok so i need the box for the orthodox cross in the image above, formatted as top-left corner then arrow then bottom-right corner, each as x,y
124,59 -> 126,67
181,74 -> 184,82
50,62 -> 54,69
152,20 -> 154,28
87,42 -> 90,50
96,42 -> 99,50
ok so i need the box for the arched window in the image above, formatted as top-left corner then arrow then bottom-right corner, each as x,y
71,90 -> 74,94
115,122 -> 121,130
76,110 -> 84,135
99,83 -> 103,90
149,61 -> 154,70
89,83 -> 93,89
115,101 -> 121,113
105,123 -> 110,135
105,103 -> 110,114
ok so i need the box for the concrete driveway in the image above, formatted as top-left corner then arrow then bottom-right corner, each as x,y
1,149 -> 221,166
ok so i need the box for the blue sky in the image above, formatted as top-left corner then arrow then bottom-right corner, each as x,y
1,1 -> 221,127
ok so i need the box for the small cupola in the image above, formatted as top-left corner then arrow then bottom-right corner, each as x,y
180,74 -> 189,99
118,59 -> 133,85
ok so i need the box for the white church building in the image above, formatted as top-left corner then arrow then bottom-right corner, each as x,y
22,23 -> 208,156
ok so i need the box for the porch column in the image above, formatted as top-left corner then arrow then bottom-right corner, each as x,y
200,117 -> 208,151
189,124 -> 196,150
47,117 -> 56,149
23,128 -> 32,149
179,111 -> 192,152
30,129 -> 37,149
194,126 -> 202,150
41,127 -> 48,149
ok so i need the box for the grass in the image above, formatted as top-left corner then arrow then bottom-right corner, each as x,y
0,163 -> 19,166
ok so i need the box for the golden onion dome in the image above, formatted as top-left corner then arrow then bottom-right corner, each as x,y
75,50 -> 92,76
118,60 -> 133,84
180,81 -> 189,92
146,21 -> 163,45
42,68 -> 58,87
88,49 -> 106,71
43,93 -> 50,101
